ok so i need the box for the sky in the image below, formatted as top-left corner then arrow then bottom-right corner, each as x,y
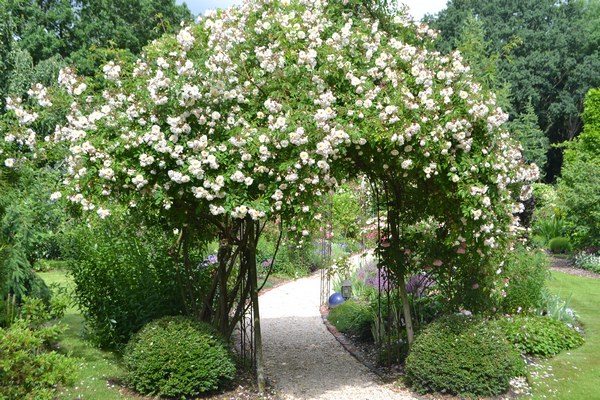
176,0 -> 448,21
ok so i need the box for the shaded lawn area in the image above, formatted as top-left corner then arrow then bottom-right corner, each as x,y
531,271 -> 600,399
38,269 -> 289,399
38,270 -> 130,400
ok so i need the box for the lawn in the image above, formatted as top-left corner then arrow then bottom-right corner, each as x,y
38,270 -> 131,400
530,271 -> 600,399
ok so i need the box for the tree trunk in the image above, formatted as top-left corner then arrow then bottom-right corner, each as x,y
387,203 -> 415,347
397,271 -> 415,347
246,220 -> 266,392
215,234 -> 232,335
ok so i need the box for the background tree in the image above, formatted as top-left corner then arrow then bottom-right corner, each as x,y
558,88 -> 600,246
508,101 -> 549,171
0,0 -> 192,112
428,0 -> 600,180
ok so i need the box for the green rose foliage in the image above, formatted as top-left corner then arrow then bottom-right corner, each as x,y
500,245 -> 549,313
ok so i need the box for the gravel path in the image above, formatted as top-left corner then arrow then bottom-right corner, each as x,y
549,256 -> 600,279
259,274 -> 418,400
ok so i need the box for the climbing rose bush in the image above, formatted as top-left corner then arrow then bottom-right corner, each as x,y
1,0 -> 536,276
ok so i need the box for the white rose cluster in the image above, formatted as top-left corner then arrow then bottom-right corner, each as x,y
1,0 -> 537,252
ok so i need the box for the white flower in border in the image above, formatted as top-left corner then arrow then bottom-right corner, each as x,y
50,191 -> 62,201
97,208 -> 111,219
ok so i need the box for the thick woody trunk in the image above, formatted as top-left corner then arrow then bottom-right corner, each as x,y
246,220 -> 266,392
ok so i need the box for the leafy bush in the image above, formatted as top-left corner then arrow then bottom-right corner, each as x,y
404,315 -> 525,397
534,216 -> 565,244
0,296 -> 76,399
558,89 -> 600,247
496,315 -> 584,357
256,234 -> 315,278
328,300 -> 373,340
61,217 -> 188,349
549,236 -> 572,253
124,316 -> 236,398
501,246 -> 549,313
573,251 -> 600,273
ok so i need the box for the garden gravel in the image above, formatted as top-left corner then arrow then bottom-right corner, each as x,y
259,273 -> 418,400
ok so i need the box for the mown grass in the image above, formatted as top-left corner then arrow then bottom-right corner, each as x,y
38,270 -> 131,399
530,271 -> 600,399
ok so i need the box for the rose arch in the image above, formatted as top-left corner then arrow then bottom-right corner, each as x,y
1,0 -> 538,390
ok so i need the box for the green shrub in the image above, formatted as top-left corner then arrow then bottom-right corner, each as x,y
404,315 -> 525,397
501,246 -> 549,313
61,217 -> 188,349
124,316 -> 236,398
558,90 -> 600,247
534,216 -> 565,244
0,320 -> 75,399
328,299 -> 373,340
548,236 -> 572,253
256,235 -> 314,278
496,315 -> 583,357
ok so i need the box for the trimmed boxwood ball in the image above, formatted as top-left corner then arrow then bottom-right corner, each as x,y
123,316 -> 236,398
404,315 -> 525,398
